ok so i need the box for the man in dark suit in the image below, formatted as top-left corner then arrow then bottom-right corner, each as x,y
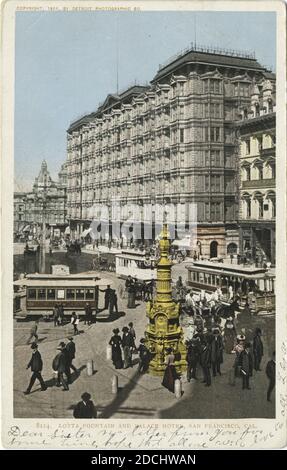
24,343 -> 47,394
125,276 -> 135,308
53,342 -> 69,391
109,289 -> 118,316
211,329 -> 224,377
266,351 -> 276,402
65,337 -> 78,381
84,302 -> 93,325
186,334 -> 201,381
73,392 -> 97,418
239,342 -> 253,390
99,285 -> 112,311
200,339 -> 212,387
253,328 -> 264,371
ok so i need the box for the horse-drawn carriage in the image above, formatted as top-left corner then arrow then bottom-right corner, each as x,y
186,260 -> 275,316
92,254 -> 116,272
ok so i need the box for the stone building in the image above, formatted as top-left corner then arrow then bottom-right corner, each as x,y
236,76 -> 276,264
14,192 -> 27,232
14,161 -> 68,237
65,44 -> 275,258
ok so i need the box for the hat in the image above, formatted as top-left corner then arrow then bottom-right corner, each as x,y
236,334 -> 245,341
140,338 -> 146,344
212,329 -> 220,335
31,342 -> 38,350
122,326 -> 129,333
57,342 -> 66,350
81,392 -> 91,401
113,328 -> 119,334
68,337 -> 73,341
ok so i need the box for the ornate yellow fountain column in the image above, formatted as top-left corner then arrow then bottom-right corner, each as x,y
145,224 -> 187,376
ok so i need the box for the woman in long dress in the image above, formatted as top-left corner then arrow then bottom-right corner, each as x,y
109,328 -> 123,369
224,317 -> 237,353
162,348 -> 178,393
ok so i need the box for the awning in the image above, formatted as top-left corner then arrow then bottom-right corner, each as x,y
23,225 -> 30,232
64,226 -> 71,235
81,228 -> 92,238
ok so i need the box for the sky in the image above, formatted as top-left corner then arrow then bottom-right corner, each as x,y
15,10 -> 276,191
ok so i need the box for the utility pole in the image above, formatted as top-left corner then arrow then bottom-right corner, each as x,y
39,189 -> 47,273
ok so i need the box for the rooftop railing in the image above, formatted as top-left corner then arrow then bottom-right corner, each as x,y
158,42 -> 256,70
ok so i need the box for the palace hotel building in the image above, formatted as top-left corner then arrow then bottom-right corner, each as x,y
65,44 -> 275,260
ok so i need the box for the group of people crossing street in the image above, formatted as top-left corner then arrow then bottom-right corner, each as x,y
24,336 -> 78,394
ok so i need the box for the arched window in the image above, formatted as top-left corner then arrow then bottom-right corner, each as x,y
245,165 -> 251,181
254,192 -> 264,218
227,243 -> 238,254
267,191 -> 276,218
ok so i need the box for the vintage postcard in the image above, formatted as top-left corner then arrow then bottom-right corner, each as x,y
1,0 -> 287,449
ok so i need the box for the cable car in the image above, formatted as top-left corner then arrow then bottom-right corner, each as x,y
13,271 -> 112,319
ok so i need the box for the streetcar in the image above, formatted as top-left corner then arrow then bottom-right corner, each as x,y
186,260 -> 275,314
13,271 -> 112,319
115,249 -> 157,281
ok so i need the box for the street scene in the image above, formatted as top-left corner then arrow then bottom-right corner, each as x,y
13,10 -> 276,420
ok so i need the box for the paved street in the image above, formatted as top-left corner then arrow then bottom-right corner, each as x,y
14,261 -> 275,419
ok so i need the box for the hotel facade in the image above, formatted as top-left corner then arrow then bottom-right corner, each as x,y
237,79 -> 276,264
65,45 -> 275,259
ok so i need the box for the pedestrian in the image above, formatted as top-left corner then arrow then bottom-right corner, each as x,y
266,351 -> 276,402
128,322 -> 136,351
211,329 -> 224,377
100,285 -> 112,311
53,304 -> 59,327
224,316 -> 237,353
66,337 -> 78,379
26,319 -> 39,345
200,339 -> 212,387
228,285 -> 234,301
58,303 -> 65,325
230,334 -> 246,385
162,347 -> 178,393
122,326 -> 133,369
84,302 -> 93,325
109,328 -> 123,369
24,343 -> 47,394
186,334 -> 201,381
137,338 -> 150,374
253,328 -> 264,371
239,341 -> 253,390
176,276 -> 183,291
71,312 -> 79,335
53,342 -> 69,391
126,276 -> 135,308
194,312 -> 204,331
73,392 -> 97,418
109,289 -> 118,316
